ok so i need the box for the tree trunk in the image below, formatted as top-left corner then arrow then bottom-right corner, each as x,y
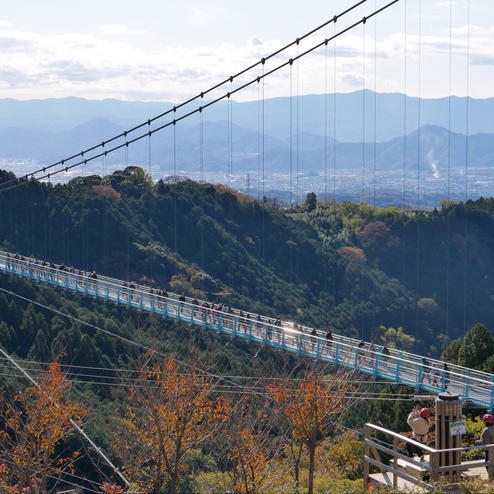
170,474 -> 177,494
154,458 -> 161,494
308,440 -> 316,494
41,448 -> 50,494
294,458 -> 300,491
291,440 -> 303,492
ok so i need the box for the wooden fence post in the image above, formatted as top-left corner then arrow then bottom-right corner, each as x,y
393,435 -> 398,489
364,424 -> 370,492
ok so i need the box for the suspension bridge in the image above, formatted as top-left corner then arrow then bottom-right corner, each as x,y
0,0 -> 492,428
0,1 -> 493,491
1,250 -> 493,408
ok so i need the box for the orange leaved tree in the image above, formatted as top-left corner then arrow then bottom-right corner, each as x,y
268,367 -> 360,494
114,359 -> 231,494
99,482 -> 126,494
224,397 -> 274,494
0,362 -> 87,494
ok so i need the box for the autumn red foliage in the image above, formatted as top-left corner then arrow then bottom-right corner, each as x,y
0,362 -> 87,494
114,358 -> 231,494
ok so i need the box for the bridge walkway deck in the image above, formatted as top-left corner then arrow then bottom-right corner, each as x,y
1,251 -> 492,408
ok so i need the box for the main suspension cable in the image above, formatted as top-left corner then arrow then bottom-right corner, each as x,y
0,1 -> 369,189
0,0 -> 400,194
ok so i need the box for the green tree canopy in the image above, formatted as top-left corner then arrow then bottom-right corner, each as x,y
457,323 -> 494,370
304,192 -> 317,212
441,338 -> 462,364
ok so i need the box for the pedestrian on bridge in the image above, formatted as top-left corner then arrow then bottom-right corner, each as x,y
310,328 -> 318,352
201,301 -> 209,321
379,346 -> 391,373
325,330 -> 332,356
129,282 -> 136,302
421,357 -> 431,384
357,339 -> 365,365
431,364 -> 440,387
192,298 -> 199,319
49,261 -> 55,280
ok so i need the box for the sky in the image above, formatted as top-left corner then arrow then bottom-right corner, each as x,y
0,0 -> 493,103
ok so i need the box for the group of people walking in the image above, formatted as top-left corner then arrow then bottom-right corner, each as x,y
5,252 -> 97,288
420,358 -> 451,389
405,406 -> 493,481
0,252 -> 460,377
0,251 -> 484,398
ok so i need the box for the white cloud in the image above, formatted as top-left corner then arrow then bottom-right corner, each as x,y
0,14 -> 491,102
342,73 -> 364,87
98,24 -> 150,36
188,7 -> 211,26
0,19 -> 13,28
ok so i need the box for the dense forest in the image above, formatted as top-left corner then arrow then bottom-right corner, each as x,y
0,166 -> 492,358
0,167 -> 493,493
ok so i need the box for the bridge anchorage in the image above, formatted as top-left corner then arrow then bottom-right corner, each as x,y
1,250 -> 493,409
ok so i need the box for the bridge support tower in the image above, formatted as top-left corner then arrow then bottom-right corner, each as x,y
435,392 -> 462,484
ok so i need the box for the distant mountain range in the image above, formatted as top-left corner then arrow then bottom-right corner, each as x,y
0,116 -> 491,182
0,90 -> 492,142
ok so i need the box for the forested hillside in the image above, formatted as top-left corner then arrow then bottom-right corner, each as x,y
0,167 -> 493,493
0,166 -> 492,360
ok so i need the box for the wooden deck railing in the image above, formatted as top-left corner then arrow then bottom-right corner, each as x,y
363,423 -> 493,492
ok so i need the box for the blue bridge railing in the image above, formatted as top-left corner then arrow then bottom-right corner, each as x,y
0,250 -> 493,408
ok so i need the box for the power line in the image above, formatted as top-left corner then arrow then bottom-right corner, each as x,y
0,370 -> 424,396
0,361 -> 420,396
2,367 -> 412,398
0,285 -> 256,393
0,454 -> 102,494
1,449 -> 105,491
0,355 -> 425,385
